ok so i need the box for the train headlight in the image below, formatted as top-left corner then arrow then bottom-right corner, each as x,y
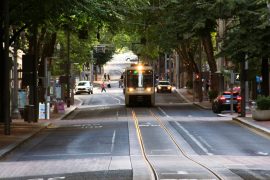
146,87 -> 151,92
167,86 -> 171,90
137,65 -> 143,71
128,87 -> 134,92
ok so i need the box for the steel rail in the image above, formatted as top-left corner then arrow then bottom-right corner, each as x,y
149,108 -> 223,180
131,109 -> 159,180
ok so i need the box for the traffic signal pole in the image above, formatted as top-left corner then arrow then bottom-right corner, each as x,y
3,0 -> 11,134
240,58 -> 246,117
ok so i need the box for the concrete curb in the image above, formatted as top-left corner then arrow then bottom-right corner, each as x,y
233,117 -> 270,136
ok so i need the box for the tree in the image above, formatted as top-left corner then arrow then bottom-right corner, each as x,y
221,0 -> 270,96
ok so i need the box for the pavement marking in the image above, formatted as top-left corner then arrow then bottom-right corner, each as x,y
48,177 -> 66,180
257,151 -> 269,156
161,171 -> 188,175
197,136 -> 214,152
174,122 -> 212,156
111,95 -> 121,104
139,124 -> 160,127
29,152 -> 111,157
28,177 -> 66,180
111,130 -> 116,152
157,107 -> 212,156
158,107 -> 170,118
77,104 -> 124,109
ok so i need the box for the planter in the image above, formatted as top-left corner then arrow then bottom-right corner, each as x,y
252,109 -> 270,121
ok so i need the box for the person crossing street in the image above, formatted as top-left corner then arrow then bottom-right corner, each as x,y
101,81 -> 106,92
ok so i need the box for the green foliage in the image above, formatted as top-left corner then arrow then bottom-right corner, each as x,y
93,49 -> 114,66
221,0 -> 270,63
256,96 -> 270,110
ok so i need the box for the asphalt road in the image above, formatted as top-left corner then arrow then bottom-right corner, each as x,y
1,87 -> 270,179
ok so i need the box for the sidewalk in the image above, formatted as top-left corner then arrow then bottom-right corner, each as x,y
0,99 -> 81,159
176,88 -> 270,136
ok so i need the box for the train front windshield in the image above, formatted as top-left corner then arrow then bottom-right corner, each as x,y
127,70 -> 153,88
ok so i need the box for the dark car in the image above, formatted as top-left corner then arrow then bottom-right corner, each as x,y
212,91 -> 241,113
156,80 -> 172,93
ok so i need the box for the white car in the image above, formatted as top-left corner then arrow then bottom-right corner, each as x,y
156,80 -> 172,93
75,81 -> 93,94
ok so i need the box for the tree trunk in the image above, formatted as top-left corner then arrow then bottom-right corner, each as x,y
261,57 -> 269,96
201,32 -> 217,73
0,4 -> 5,122
201,32 -> 218,92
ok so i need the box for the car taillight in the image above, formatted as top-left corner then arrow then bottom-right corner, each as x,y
219,96 -> 226,102
220,96 -> 226,100
237,96 -> 241,101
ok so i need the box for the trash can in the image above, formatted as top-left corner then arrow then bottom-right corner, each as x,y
24,105 -> 36,122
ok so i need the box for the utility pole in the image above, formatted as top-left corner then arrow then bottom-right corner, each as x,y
3,0 -> 11,134
30,24 -> 38,122
175,52 -> 180,89
66,28 -> 71,107
240,58 -> 246,117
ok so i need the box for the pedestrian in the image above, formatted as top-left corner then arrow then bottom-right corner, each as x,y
205,80 -> 210,92
104,73 -> 107,81
101,81 -> 106,92
119,79 -> 122,88
107,80 -> 111,88
107,74 -> 110,81
119,74 -> 123,88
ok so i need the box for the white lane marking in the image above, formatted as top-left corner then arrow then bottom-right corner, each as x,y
161,171 -> 188,175
139,124 -> 160,127
175,122 -> 212,156
158,106 -> 212,155
111,130 -> 116,152
109,94 -> 121,104
257,151 -> 269,156
78,104 -> 124,109
197,136 -> 214,151
48,177 -> 66,180
29,152 -> 111,157
158,107 -> 171,118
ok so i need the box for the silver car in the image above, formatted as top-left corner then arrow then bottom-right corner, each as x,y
75,81 -> 93,94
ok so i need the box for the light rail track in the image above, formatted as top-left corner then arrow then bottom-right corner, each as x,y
131,107 -> 224,180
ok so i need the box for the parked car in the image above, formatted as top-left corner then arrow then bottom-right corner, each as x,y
75,81 -> 93,94
156,80 -> 172,93
212,91 -> 241,113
